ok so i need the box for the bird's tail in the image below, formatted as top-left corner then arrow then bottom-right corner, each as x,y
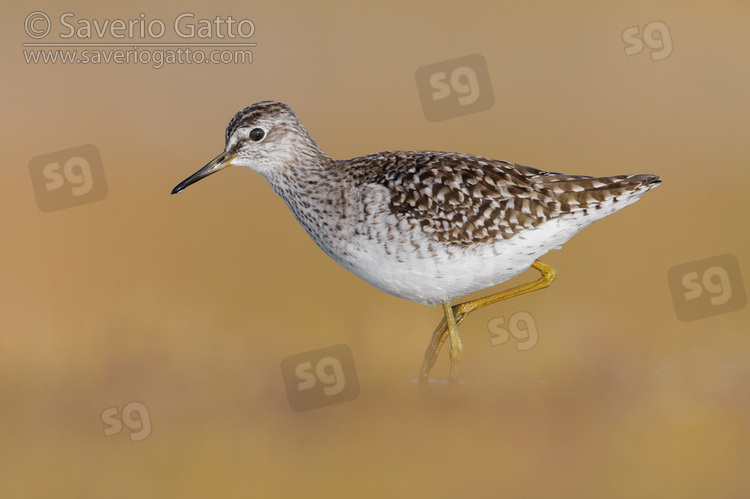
531,172 -> 661,214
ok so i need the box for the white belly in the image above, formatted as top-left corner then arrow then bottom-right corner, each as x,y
283,180 -> 645,305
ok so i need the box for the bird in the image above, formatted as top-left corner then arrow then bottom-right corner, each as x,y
171,101 -> 661,382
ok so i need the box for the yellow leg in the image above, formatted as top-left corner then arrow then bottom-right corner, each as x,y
442,302 -> 463,382
419,260 -> 557,383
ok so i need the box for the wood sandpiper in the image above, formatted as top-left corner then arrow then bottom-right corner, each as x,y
172,101 -> 661,382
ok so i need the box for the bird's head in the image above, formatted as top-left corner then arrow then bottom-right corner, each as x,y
172,101 -> 322,194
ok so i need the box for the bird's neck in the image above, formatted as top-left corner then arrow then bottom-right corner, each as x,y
264,151 -> 339,199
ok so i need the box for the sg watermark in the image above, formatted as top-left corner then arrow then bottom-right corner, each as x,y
622,21 -> 673,61
668,254 -> 746,322
488,311 -> 539,351
22,12 -> 256,69
280,344 -> 360,412
28,144 -> 107,212
102,401 -> 152,442
415,53 -> 494,122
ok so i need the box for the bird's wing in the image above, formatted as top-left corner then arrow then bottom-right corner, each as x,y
353,151 -> 659,245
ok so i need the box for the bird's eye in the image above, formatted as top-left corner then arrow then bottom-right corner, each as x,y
249,128 -> 265,141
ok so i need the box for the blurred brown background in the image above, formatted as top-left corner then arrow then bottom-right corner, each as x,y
3,0 -> 749,497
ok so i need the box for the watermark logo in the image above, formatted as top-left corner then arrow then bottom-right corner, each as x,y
280,344 -> 360,412
28,144 -> 107,212
25,11 -> 52,39
101,401 -> 152,442
623,21 -> 673,61
22,12 -> 256,69
667,254 -> 746,321
488,311 -> 538,351
415,53 -> 494,122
